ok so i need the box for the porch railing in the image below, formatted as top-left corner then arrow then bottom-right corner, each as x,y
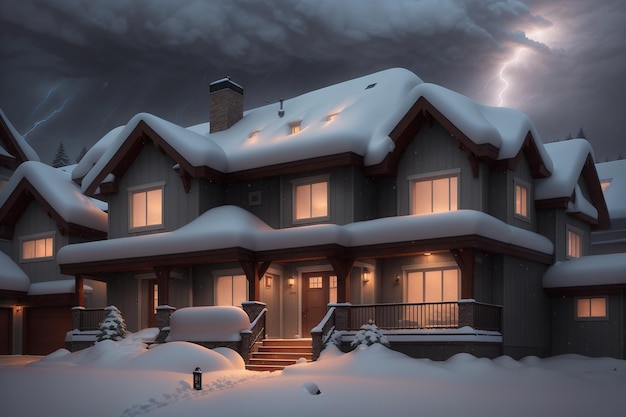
71,307 -> 107,331
349,302 -> 460,330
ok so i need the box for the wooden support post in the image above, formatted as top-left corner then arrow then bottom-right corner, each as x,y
240,260 -> 271,302
154,266 -> 171,306
74,274 -> 84,307
451,248 -> 475,300
328,256 -> 354,303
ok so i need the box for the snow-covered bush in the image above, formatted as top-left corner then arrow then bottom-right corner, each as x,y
350,320 -> 389,348
96,305 -> 127,342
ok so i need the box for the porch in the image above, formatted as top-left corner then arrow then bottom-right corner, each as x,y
311,300 -> 502,360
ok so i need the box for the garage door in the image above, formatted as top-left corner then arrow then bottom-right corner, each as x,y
0,308 -> 11,354
23,307 -> 72,355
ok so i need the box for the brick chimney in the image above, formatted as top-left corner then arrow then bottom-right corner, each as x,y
209,77 -> 243,133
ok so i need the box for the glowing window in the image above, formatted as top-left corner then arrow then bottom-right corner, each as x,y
576,297 -> 607,318
567,228 -> 582,259
294,177 -> 329,222
600,179 -> 611,192
290,122 -> 301,134
216,275 -> 248,306
309,276 -> 323,289
130,186 -> 163,230
329,275 -> 337,304
21,236 -> 54,261
406,269 -> 459,303
412,175 -> 458,215
514,181 -> 530,219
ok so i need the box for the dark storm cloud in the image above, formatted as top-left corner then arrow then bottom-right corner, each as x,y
0,0 -> 624,163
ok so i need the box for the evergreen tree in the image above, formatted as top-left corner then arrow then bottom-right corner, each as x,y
576,127 -> 587,139
75,146 -> 87,164
350,320 -> 390,348
51,141 -> 70,167
96,305 -> 127,342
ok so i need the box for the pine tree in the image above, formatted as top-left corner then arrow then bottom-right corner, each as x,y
51,141 -> 70,167
75,146 -> 87,164
350,320 -> 390,348
576,128 -> 587,139
96,305 -> 127,342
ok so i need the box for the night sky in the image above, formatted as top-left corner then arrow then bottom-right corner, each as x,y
1,0 -> 625,165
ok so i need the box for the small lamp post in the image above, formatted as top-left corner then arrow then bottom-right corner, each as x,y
193,367 -> 202,390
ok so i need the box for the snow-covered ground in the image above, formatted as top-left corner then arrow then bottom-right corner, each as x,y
1,330 -> 624,417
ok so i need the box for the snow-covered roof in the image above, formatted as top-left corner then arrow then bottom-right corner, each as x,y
543,253 -> 626,288
72,125 -> 125,182
0,108 -> 40,162
536,139 -> 595,200
78,68 -> 553,194
596,159 -> 626,219
27,279 -> 92,295
0,250 -> 29,292
57,206 -> 553,266
0,161 -> 108,233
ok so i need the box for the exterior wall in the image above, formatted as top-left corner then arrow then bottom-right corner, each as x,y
492,255 -> 550,358
592,217 -> 626,255
12,201 -> 67,283
108,144 -> 215,239
223,177 -> 281,228
396,122 -> 483,215
106,273 -> 140,332
550,292 -> 625,359
280,166 -> 359,228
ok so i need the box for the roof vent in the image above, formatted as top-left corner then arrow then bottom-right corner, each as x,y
278,98 -> 285,118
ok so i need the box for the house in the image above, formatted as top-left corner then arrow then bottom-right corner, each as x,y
4,68 -> 624,361
0,159 -> 108,354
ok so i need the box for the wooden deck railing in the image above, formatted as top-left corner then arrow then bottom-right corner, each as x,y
71,307 -> 107,331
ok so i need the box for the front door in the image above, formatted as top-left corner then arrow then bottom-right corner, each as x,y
302,272 -> 337,335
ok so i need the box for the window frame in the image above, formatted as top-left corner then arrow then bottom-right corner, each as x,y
214,274 -> 249,307
20,232 -> 55,262
566,226 -> 583,259
575,296 -> 608,320
128,182 -> 165,232
291,175 -> 330,224
409,170 -> 460,215
513,178 -> 531,221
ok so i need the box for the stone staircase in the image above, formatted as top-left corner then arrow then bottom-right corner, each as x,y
246,339 -> 313,372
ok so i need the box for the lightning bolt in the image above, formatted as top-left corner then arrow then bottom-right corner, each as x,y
497,48 -> 525,107
23,93 -> 75,139
28,84 -> 59,122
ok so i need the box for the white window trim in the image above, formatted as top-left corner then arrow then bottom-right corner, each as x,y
20,231 -> 56,262
575,296 -> 608,320
566,225 -> 584,259
408,169 -> 460,215
291,174 -> 331,225
128,181 -> 165,232
513,178 -> 531,222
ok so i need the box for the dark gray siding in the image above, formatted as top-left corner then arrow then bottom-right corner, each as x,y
224,177 -> 281,228
396,121 -> 484,216
108,144 -> 209,238
13,201 -> 68,283
550,293 -> 625,358
493,255 -> 550,358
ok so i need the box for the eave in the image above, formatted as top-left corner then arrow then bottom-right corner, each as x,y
0,115 -> 29,164
0,178 -> 107,240
59,234 -> 553,277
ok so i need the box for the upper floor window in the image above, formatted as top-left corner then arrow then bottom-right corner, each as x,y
21,234 -> 54,261
411,173 -> 458,215
289,121 -> 301,135
293,176 -> 329,223
600,179 -> 611,192
514,180 -> 530,220
576,297 -> 607,319
129,183 -> 164,231
567,227 -> 582,259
